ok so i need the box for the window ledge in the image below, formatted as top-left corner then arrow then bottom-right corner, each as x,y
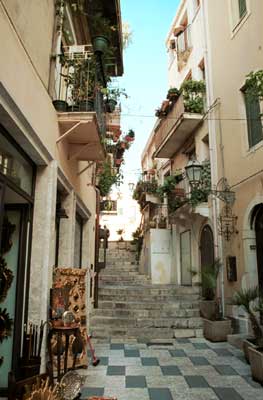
192,6 -> 200,24
246,138 -> 263,155
231,11 -> 251,39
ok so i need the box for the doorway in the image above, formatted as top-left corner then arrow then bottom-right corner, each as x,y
0,184 -> 32,387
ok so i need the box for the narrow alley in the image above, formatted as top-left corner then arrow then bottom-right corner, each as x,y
1,0 -> 263,398
79,244 -> 263,400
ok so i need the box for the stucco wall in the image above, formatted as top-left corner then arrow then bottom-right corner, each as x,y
205,0 -> 263,299
2,0 -> 55,88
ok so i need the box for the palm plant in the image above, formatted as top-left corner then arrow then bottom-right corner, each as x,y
200,258 -> 221,301
232,286 -> 263,346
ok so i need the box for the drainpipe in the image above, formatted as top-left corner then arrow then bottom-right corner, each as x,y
49,0 -> 65,98
202,1 -> 225,315
94,187 -> 101,309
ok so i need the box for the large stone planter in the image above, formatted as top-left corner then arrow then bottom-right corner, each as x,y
203,318 -> 232,342
243,338 -> 258,364
200,300 -> 217,320
248,346 -> 263,383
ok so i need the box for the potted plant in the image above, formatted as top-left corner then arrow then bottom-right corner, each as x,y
232,287 -> 263,372
125,129 -> 135,142
167,87 -> 181,101
180,79 -> 206,114
199,259 -> 220,320
200,259 -> 232,342
89,13 -> 116,54
102,87 -> 127,113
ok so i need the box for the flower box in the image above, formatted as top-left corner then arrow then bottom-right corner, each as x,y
203,318 -> 232,342
248,346 -> 263,383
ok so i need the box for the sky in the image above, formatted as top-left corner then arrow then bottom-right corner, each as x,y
115,0 -> 180,190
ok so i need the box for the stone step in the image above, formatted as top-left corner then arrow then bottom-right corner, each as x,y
98,285 -> 200,295
96,300 -> 199,310
90,326 -> 182,340
99,274 -> 149,282
98,294 -> 200,303
91,307 -> 200,318
90,315 -> 203,329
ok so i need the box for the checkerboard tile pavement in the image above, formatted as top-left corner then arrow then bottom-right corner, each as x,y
77,338 -> 263,400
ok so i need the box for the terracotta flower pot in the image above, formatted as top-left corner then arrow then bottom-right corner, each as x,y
125,135 -> 134,142
92,35 -> 110,54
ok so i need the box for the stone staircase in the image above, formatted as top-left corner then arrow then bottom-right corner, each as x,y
90,242 -> 203,340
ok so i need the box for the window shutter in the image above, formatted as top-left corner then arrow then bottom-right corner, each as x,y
238,0 -> 247,18
244,93 -> 263,148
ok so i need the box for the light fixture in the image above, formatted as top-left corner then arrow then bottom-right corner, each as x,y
217,205 -> 238,241
185,159 -> 203,188
213,177 -> 236,206
185,160 -> 236,206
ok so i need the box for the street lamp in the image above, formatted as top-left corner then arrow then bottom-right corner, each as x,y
185,159 -> 203,188
185,160 -> 236,206
214,177 -> 236,206
128,182 -> 135,192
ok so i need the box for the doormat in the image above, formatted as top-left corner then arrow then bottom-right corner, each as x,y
88,397 -> 117,400
147,342 -> 173,346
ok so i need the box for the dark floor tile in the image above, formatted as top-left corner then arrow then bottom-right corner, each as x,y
169,349 -> 186,357
107,365 -> 126,376
126,375 -> 147,388
148,388 -> 173,400
242,375 -> 262,388
81,387 -> 104,398
110,343 -> 125,350
161,365 -> 181,376
214,365 -> 239,376
189,356 -> 210,366
184,375 -> 209,388
213,348 -> 233,357
213,387 -> 243,400
237,355 -> 247,364
192,342 -> 210,350
141,357 -> 159,366
175,338 -> 190,343
95,356 -> 108,366
124,349 -> 140,357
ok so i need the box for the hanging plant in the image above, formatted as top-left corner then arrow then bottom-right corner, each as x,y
245,70 -> 263,99
97,161 -> 123,197
167,87 -> 181,101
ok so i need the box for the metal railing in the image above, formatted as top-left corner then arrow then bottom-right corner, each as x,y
54,46 -> 106,136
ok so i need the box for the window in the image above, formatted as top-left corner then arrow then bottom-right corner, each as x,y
244,92 -> 263,148
238,0 -> 247,18
231,0 -> 247,29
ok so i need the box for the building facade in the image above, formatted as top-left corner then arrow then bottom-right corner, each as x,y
138,0 -> 263,333
0,0 -> 123,390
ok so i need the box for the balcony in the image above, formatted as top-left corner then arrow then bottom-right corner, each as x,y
153,93 -> 204,159
53,46 -> 106,161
